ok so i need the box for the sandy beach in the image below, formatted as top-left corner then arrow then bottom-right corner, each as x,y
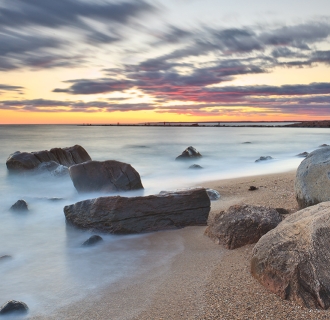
31,170 -> 330,319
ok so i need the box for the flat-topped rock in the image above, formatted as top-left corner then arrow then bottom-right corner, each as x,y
176,146 -> 202,160
251,201 -> 330,309
6,145 -> 91,173
69,160 -> 143,193
64,188 -> 210,234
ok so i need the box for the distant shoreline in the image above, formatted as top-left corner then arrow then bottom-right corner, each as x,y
77,120 -> 330,128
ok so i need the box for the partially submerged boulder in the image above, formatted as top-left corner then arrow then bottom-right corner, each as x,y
255,156 -> 273,162
0,300 -> 28,315
6,145 -> 91,173
69,160 -> 143,193
251,201 -> 330,309
64,188 -> 210,234
82,235 -> 103,247
295,146 -> 330,208
205,204 -> 282,249
189,164 -> 203,169
10,200 -> 28,212
176,146 -> 202,160
296,151 -> 309,158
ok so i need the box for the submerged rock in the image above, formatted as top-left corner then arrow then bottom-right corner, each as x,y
255,156 -> 273,162
251,201 -> 330,309
69,160 -> 143,193
10,200 -> 28,212
189,164 -> 203,169
36,161 -> 69,176
296,151 -> 309,158
205,204 -> 282,249
82,235 -> 103,247
0,300 -> 28,315
319,144 -> 329,147
6,145 -> 91,173
0,255 -> 12,261
295,146 -> 330,208
176,146 -> 202,160
64,188 -> 210,234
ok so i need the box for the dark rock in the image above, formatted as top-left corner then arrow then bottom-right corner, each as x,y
69,160 -> 143,193
176,146 -> 202,160
82,235 -> 103,246
6,145 -> 91,173
189,164 -> 203,169
205,204 -> 282,249
64,188 -> 210,234
251,201 -> 330,309
0,300 -> 28,315
295,146 -> 330,208
243,142 -> 251,144
249,186 -> 258,191
275,207 -> 289,215
206,188 -> 220,200
296,151 -> 309,157
255,156 -> 273,162
10,200 -> 28,212
0,255 -> 12,261
319,144 -> 329,147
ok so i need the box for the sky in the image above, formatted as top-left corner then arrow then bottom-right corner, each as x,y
1,0 -> 330,124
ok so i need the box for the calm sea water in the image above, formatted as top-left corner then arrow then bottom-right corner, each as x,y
0,125 -> 329,317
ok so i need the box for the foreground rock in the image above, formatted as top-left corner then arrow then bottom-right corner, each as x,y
205,204 -> 282,249
69,160 -> 143,193
206,188 -> 220,200
176,146 -> 202,160
82,235 -> 103,247
255,156 -> 273,162
6,145 -> 91,173
10,200 -> 28,212
64,188 -> 210,234
251,201 -> 330,309
0,300 -> 28,315
295,146 -> 330,208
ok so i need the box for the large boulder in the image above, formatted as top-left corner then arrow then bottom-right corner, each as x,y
205,204 -> 282,249
6,145 -> 91,173
251,201 -> 330,309
69,160 -> 143,193
176,146 -> 202,160
295,146 -> 330,208
64,188 -> 210,234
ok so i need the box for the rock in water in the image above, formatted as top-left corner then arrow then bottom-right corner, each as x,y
296,151 -> 309,158
255,156 -> 273,162
295,146 -> 330,208
6,145 -> 91,173
189,164 -> 203,169
64,188 -> 210,234
69,160 -> 143,193
10,200 -> 28,212
0,300 -> 28,315
82,235 -> 103,246
251,201 -> 330,309
176,146 -> 202,160
205,204 -> 282,249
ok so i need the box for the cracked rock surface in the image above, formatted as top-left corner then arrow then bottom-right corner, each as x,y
64,188 -> 210,233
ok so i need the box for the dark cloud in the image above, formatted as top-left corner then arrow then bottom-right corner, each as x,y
154,26 -> 193,44
53,79 -> 135,94
0,0 -> 155,29
0,84 -> 24,92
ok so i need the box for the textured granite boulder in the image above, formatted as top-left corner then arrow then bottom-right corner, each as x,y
69,160 -> 143,193
10,200 -> 28,212
251,201 -> 330,309
6,145 -> 91,173
0,300 -> 28,315
64,188 -> 210,234
205,204 -> 282,249
295,146 -> 330,208
82,235 -> 103,247
176,146 -> 202,160
255,156 -> 273,162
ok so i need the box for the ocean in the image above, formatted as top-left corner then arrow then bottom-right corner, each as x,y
0,125 -> 329,317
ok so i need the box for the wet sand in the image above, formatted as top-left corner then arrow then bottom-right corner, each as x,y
31,170 -> 330,319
